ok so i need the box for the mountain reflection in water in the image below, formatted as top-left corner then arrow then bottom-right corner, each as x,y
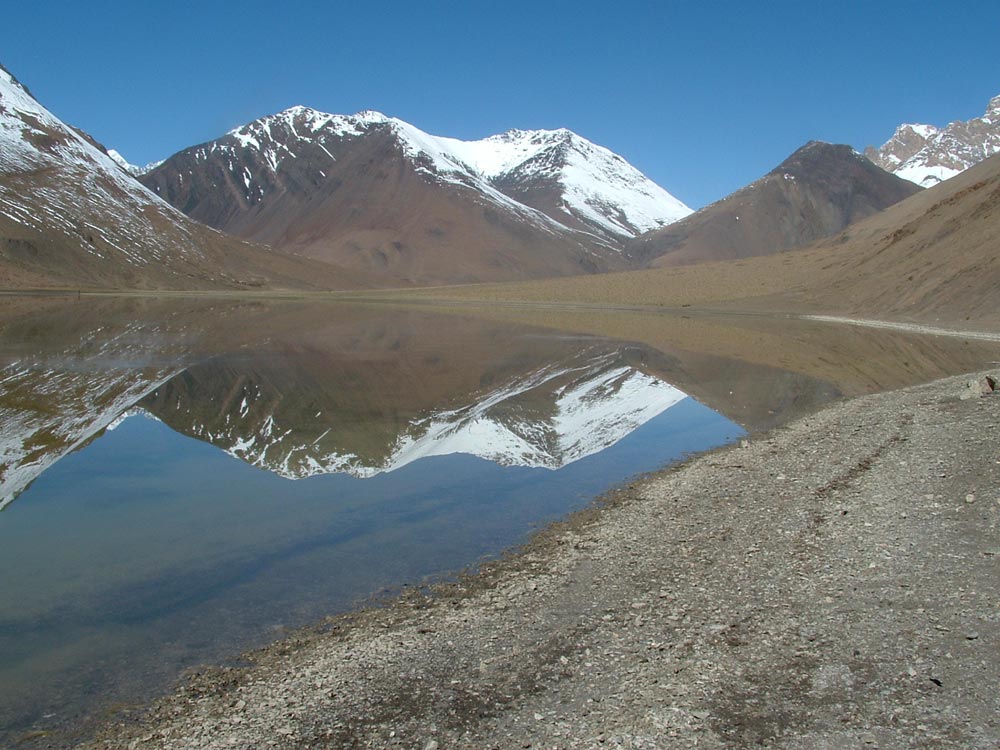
0,300 -> 747,746
4,296 -> 997,747
141,348 -> 688,478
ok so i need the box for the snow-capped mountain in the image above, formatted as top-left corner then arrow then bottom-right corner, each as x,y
140,107 -> 690,284
140,347 -> 687,480
0,64 -> 356,290
865,94 -> 1000,188
107,149 -> 162,177
423,123 -> 691,237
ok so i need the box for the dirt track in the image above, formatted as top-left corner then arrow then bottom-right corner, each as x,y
80,370 -> 1000,749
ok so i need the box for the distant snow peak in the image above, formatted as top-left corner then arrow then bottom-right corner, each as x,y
987,94 -> 1000,117
866,93 -> 1000,188
107,149 -> 160,177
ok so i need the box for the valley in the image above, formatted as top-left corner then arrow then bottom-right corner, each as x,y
1,51 -> 999,750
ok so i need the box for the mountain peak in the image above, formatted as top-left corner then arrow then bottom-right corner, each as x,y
144,108 -> 691,255
629,139 -> 921,268
986,94 -> 1000,119
866,94 -> 1000,187
771,141 -> 866,177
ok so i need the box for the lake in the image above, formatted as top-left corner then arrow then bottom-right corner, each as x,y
1,296 -> 996,747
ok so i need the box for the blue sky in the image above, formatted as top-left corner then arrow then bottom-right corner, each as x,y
2,1 -> 996,208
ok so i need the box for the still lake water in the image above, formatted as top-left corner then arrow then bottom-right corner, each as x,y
0,300 -> 748,743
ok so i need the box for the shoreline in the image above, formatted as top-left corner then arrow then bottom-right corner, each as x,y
83,371 -> 1000,749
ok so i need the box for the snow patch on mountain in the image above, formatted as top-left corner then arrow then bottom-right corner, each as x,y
0,65 -> 213,269
107,149 -> 162,177
171,105 -> 690,243
866,94 -> 1000,188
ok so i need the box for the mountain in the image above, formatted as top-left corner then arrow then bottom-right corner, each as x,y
139,108 -> 690,285
626,141 -> 922,267
865,94 -> 1000,188
479,150 -> 1000,327
107,149 -> 162,177
0,65 -> 362,290
788,150 -> 1000,323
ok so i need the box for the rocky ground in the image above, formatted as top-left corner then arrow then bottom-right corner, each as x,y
84,372 -> 1000,749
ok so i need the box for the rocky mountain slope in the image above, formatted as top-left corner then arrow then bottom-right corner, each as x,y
626,141 -> 921,267
865,93 -> 1000,188
139,108 -> 690,285
0,66 -> 362,290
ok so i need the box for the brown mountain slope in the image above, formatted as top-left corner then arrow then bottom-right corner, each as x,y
0,65 -> 365,291
626,141 -> 922,268
0,208 -> 375,292
396,152 -> 1000,328
139,109 -> 628,286
790,150 -> 1000,322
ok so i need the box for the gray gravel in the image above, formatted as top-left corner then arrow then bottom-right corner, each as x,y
85,372 -> 1000,749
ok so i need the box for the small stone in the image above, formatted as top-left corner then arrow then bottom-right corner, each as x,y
424,741 -> 439,750
965,494 -> 976,503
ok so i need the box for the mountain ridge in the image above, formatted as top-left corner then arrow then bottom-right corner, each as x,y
865,93 -> 1000,188
0,65 -> 368,290
139,107 -> 691,285
626,140 -> 922,267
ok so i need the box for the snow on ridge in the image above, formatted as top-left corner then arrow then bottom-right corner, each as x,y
0,65 -> 215,269
389,123 -> 692,235
204,104 -> 690,238
900,123 -> 940,140
107,148 -> 134,172
107,150 -> 162,177
870,94 -> 1000,188
557,135 -> 692,234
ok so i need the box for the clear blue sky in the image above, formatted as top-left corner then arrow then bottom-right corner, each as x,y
2,1 -> 997,208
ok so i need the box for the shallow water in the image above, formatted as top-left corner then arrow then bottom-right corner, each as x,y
4,296 -> 997,746
0,300 -> 747,743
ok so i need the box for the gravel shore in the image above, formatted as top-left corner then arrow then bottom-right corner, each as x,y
86,372 -> 1000,749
